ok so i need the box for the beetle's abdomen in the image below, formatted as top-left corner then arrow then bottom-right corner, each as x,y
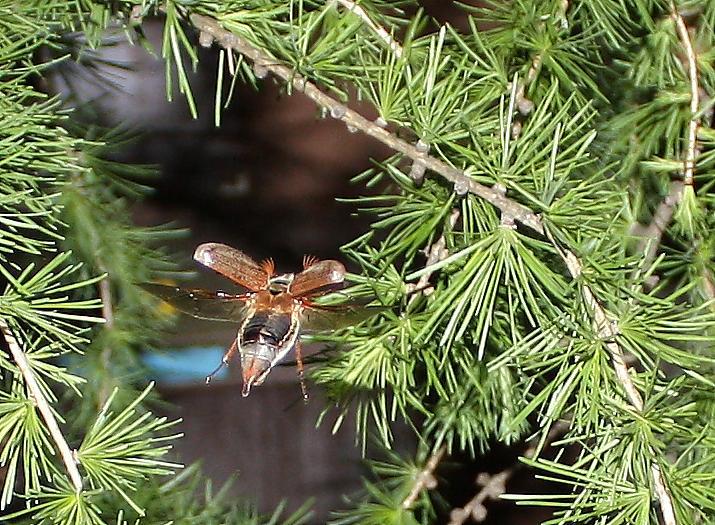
242,311 -> 293,347
239,310 -> 297,397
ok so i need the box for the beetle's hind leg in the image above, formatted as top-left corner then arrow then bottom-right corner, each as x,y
206,339 -> 239,384
294,340 -> 309,402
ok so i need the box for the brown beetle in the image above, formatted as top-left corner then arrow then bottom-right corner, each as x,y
145,243 -> 367,398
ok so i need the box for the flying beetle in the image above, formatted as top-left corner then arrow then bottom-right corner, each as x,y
144,243 -> 367,399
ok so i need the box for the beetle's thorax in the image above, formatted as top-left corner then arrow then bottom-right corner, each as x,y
267,272 -> 294,294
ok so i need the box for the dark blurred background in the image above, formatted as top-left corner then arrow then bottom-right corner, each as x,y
50,2 -> 555,523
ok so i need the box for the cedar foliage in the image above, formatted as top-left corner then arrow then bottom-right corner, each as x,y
0,1 -> 713,524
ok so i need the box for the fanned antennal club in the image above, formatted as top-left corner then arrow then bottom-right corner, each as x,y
261,258 -> 275,276
303,254 -> 319,269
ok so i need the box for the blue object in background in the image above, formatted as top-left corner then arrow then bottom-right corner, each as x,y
142,346 -> 228,385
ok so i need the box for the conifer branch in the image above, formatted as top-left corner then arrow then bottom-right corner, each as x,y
636,7 -> 703,283
511,3 -> 676,516
671,4 -> 700,187
546,231 -> 677,525
190,12 -> 683,523
330,0 -> 403,58
0,317 -> 83,493
190,13 -> 545,235
401,445 -> 445,510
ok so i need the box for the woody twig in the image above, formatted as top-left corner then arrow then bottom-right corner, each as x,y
634,181 -> 683,270
448,421 -> 570,524
406,209 -> 460,298
672,5 -> 700,188
97,273 -> 115,407
402,445 -> 446,510
0,318 -> 83,493
634,6 -> 704,291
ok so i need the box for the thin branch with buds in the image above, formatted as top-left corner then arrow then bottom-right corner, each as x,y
191,13 -> 545,235
449,420 -> 570,524
0,318 -> 83,493
673,6 -> 713,305
629,8 -> 700,275
633,7 -> 706,296
402,445 -> 446,510
449,469 -> 512,524
633,181 -> 683,270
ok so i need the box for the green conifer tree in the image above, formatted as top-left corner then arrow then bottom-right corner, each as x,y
0,1 -> 713,524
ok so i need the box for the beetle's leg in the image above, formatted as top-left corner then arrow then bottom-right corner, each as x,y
294,340 -> 309,402
206,339 -> 238,384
